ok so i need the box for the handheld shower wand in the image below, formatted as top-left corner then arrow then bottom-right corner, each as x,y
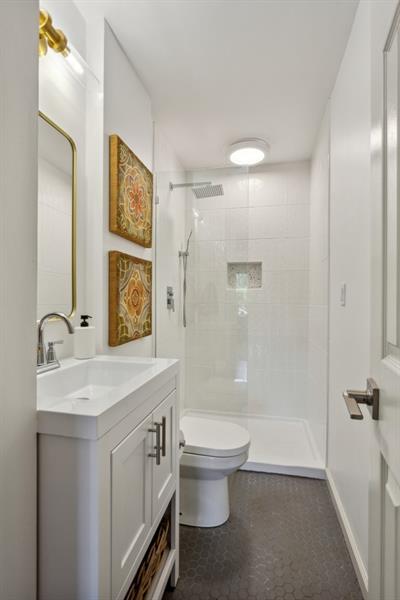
182,230 -> 192,256
179,230 -> 193,328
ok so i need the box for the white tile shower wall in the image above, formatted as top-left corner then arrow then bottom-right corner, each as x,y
307,107 -> 330,463
185,161 -> 310,418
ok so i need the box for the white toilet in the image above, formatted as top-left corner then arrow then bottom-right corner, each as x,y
180,416 -> 250,527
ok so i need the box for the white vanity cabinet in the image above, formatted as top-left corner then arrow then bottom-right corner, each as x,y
111,391 -> 177,600
37,357 -> 179,600
111,414 -> 153,600
152,391 -> 177,517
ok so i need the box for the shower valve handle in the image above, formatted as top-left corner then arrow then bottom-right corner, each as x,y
167,286 -> 175,312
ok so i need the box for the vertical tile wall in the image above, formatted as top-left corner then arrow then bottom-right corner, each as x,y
307,110 -> 330,461
185,161 -> 310,418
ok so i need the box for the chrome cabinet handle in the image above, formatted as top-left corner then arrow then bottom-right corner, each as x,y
343,378 -> 379,421
161,416 -> 166,457
148,422 -> 161,465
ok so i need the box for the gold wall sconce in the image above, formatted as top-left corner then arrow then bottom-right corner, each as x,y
39,9 -> 84,75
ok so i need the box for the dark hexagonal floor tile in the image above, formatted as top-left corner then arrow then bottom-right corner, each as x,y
163,472 -> 362,600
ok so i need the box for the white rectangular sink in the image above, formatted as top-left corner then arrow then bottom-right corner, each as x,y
38,359 -> 151,402
37,355 -> 179,439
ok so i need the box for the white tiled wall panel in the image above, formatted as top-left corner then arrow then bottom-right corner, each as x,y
306,108 -> 330,463
185,161 -> 311,418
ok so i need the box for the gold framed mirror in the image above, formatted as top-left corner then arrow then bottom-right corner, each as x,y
37,111 -> 77,320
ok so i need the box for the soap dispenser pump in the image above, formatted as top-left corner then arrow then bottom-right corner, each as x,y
74,314 -> 95,359
80,315 -> 91,327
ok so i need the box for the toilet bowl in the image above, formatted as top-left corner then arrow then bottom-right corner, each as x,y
180,416 -> 250,527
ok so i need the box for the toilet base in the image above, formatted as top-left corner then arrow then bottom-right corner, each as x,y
180,475 -> 230,527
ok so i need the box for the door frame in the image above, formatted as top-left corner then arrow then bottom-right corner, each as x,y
369,1 -> 400,598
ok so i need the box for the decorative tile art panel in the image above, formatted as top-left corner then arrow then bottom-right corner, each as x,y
227,262 -> 262,289
109,251 -> 152,346
109,134 -> 153,247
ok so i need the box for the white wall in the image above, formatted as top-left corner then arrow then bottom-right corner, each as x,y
0,1 -> 38,597
37,5 -> 187,366
42,0 -> 86,58
97,22 -> 154,356
307,107 -> 330,463
86,16 -> 187,371
327,0 -> 371,587
39,0 -> 99,358
184,162 -> 310,417
45,11 -> 155,358
154,127 -> 186,409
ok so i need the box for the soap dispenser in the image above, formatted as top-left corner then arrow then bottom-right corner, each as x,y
74,315 -> 95,359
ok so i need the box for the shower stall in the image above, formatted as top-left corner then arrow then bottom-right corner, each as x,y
155,160 -> 328,478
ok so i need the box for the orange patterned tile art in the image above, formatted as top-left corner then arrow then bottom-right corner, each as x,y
109,135 -> 153,247
109,251 -> 152,346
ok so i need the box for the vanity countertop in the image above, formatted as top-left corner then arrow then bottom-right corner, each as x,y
37,355 -> 179,440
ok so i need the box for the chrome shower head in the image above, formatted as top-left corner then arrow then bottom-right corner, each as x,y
192,184 -> 224,199
169,180 -> 224,199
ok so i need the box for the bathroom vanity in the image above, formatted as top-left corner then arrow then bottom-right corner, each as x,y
37,356 -> 180,600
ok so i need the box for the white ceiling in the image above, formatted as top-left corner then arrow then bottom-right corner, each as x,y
76,0 -> 358,169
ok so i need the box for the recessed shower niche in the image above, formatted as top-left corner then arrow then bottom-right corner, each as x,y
227,262 -> 262,289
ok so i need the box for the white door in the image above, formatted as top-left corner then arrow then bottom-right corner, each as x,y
111,414 -> 153,600
152,390 -> 177,519
369,2 -> 400,598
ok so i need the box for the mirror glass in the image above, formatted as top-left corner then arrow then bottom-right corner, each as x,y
37,113 -> 76,320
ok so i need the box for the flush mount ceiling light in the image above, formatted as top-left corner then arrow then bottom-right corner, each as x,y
228,138 -> 269,166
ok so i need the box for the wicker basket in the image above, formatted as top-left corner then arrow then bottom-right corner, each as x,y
125,516 -> 170,600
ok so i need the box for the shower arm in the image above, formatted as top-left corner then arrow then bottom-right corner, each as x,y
169,181 -> 211,191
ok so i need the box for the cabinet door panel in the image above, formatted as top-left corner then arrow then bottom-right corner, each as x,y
152,390 -> 177,519
111,415 -> 152,600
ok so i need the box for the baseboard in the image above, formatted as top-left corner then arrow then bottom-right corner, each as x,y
326,468 -> 368,599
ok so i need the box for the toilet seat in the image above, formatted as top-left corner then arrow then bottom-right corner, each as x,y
181,416 -> 250,458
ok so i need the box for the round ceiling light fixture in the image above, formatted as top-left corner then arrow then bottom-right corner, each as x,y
228,138 -> 269,166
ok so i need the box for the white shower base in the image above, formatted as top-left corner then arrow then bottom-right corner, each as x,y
184,409 -> 325,480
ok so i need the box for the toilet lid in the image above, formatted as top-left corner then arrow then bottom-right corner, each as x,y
180,416 -> 250,458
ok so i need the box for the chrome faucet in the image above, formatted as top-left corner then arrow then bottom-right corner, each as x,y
37,312 -> 74,374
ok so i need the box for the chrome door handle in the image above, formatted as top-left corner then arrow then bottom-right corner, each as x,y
343,378 -> 379,420
148,422 -> 161,465
161,416 -> 166,457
